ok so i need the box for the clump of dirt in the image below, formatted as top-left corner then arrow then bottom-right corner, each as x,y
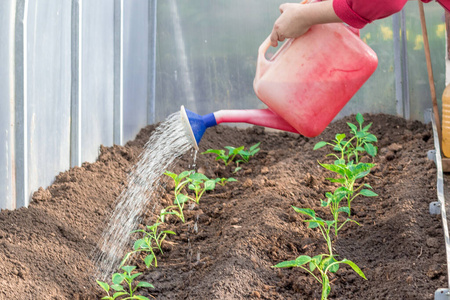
0,113 -> 445,300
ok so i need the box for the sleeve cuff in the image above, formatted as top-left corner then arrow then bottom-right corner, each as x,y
332,0 -> 371,29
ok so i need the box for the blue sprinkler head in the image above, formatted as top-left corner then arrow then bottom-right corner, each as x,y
180,105 -> 217,150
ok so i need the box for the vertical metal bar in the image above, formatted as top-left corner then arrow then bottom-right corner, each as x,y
14,0 -> 28,208
393,13 -> 403,117
114,0 -> 123,145
400,9 -> 410,120
147,0 -> 157,124
71,0 -> 82,167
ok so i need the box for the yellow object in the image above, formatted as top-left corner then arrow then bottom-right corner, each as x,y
442,84 -> 450,157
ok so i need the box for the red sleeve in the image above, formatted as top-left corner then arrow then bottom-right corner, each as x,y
332,0 -> 442,29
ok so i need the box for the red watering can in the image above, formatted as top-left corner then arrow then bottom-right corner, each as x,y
181,22 -> 378,150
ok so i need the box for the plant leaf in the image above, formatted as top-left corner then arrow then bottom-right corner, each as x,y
110,284 -> 125,292
338,259 -> 367,280
121,265 -> 136,274
136,281 -> 155,289
175,194 -> 189,204
134,296 -> 151,300
204,180 -> 216,191
313,141 -> 327,150
144,254 -> 155,268
273,259 -> 298,268
337,206 -> 350,214
364,143 -> 377,157
96,280 -> 110,293
292,206 -> 315,217
347,122 -> 357,133
359,189 -> 378,197
112,292 -> 128,298
356,113 -> 364,126
112,273 -> 125,285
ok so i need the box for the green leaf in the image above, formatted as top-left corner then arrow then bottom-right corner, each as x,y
337,207 -> 350,214
136,281 -> 155,289
273,259 -> 298,268
134,296 -> 151,300
189,173 -> 209,181
233,167 -> 242,173
121,265 -> 136,274
112,292 -> 128,298
96,280 -> 110,293
339,259 -> 367,280
335,133 -> 346,142
129,272 -> 142,281
178,170 -> 192,180
309,255 -> 323,272
134,239 -> 146,250
201,149 -> 222,155
364,143 -> 377,157
365,133 -> 377,142
313,141 -> 327,150
347,122 -> 357,133
164,171 -> 177,180
295,255 -> 312,266
204,180 -> 216,191
356,113 -> 364,126
175,194 -> 189,204
112,273 -> 125,285
110,284 -> 125,292
250,142 -> 261,151
322,275 -> 331,298
364,183 -> 373,189
144,254 -> 155,268
227,178 -> 238,182
359,189 -> 378,197
292,206 -> 315,218
163,230 -> 176,235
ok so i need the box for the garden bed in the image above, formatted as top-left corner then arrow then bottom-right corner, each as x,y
0,113 -> 446,299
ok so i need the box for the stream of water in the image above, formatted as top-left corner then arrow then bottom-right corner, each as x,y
93,111 -> 192,280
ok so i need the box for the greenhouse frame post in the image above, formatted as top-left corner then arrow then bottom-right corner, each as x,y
71,0 -> 82,167
14,0 -> 28,208
114,0 -> 124,145
400,9 -> 410,120
393,13 -> 404,117
147,0 -> 157,125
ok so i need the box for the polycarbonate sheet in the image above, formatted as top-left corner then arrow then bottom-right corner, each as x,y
338,17 -> 397,118
123,0 -> 149,142
81,0 -> 114,162
26,0 -> 72,203
155,1 -> 446,124
0,0 -> 15,209
404,1 -> 446,121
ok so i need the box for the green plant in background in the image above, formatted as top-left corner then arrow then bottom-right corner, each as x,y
187,173 -> 217,204
97,266 -> 154,300
214,177 -> 238,186
202,146 -> 244,166
202,142 -> 261,172
273,254 -> 366,300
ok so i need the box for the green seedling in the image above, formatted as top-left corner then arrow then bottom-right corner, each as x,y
187,172 -> 217,204
164,170 -> 194,223
121,222 -> 176,268
237,142 -> 261,164
273,254 -> 366,300
319,160 -> 378,215
202,146 -> 244,166
214,177 -> 238,186
314,113 -> 377,163
97,265 -> 154,300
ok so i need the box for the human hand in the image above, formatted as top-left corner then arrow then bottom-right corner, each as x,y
270,3 -> 312,47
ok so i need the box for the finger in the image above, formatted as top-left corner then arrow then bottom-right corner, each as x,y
270,30 -> 279,47
279,3 -> 287,13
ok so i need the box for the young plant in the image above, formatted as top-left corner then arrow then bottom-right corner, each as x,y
314,113 -> 377,164
164,170 -> 194,223
319,160 -> 378,215
236,142 -> 261,164
97,265 -> 154,300
187,172 -> 217,204
214,177 -> 238,186
121,222 -> 176,268
202,146 -> 244,166
273,254 -> 366,300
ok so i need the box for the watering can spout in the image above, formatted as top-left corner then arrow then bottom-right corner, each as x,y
180,105 -> 217,150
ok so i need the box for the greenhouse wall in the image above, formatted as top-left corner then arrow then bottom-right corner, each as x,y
0,0 -> 447,210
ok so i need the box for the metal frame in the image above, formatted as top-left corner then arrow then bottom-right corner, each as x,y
147,0 -> 157,125
71,0 -> 82,167
114,0 -> 123,145
14,0 -> 28,208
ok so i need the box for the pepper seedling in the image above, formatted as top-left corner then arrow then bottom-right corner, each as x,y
202,146 -> 244,166
273,254 -> 366,300
97,265 -> 154,300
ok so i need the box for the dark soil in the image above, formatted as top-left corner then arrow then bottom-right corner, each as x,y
0,113 -> 446,300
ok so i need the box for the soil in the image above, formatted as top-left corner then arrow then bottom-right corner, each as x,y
0,113 -> 446,300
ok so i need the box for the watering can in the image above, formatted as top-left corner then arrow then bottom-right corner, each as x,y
181,22 -> 378,150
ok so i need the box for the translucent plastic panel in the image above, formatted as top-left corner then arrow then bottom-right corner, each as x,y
404,1 -> 446,121
81,0 -> 114,162
155,1 -> 446,124
338,17 -> 397,118
26,0 -> 72,203
123,0 -> 150,142
0,0 -> 14,209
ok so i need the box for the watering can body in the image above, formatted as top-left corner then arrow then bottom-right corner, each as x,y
253,23 -> 378,137
181,23 -> 378,149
